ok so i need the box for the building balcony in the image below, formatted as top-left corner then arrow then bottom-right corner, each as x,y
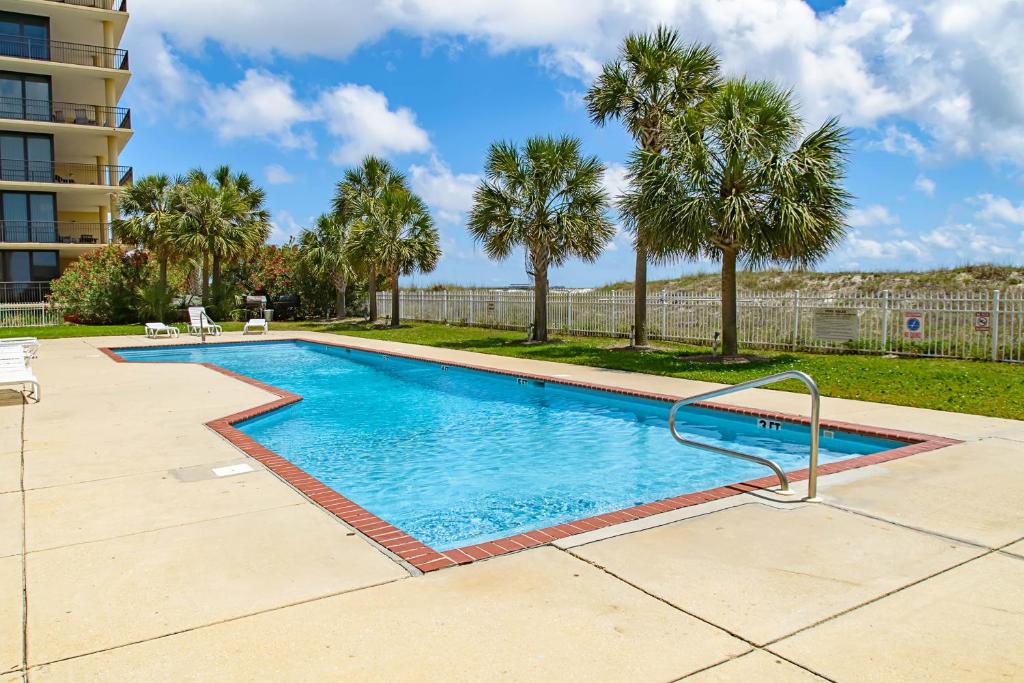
0,96 -> 130,128
40,0 -> 127,11
0,34 -> 128,70
0,281 -> 51,304
0,220 -> 108,245
0,159 -> 131,187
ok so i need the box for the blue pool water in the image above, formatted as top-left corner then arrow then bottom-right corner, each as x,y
117,341 -> 903,550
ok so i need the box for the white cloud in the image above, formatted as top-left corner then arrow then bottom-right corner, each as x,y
268,209 -> 305,244
972,193 -> 1024,225
913,174 -> 936,196
872,125 -> 928,160
601,162 -> 629,201
319,84 -> 431,164
842,230 -> 924,261
847,204 -> 900,228
264,164 -> 295,185
129,0 -> 1024,164
201,70 -> 317,151
408,155 -> 478,223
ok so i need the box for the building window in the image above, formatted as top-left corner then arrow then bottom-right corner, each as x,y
0,249 -> 58,282
0,12 -> 50,61
0,132 -> 53,182
0,191 -> 56,242
0,71 -> 51,122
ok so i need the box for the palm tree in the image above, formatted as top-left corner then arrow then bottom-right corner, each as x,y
585,26 -> 720,348
299,213 -> 355,319
112,174 -> 178,320
333,156 -> 405,322
468,136 -> 613,342
169,167 -> 270,311
624,79 -> 852,357
357,184 -> 439,327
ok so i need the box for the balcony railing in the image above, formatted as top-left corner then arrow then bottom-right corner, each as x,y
0,220 -> 107,244
0,96 -> 130,128
0,34 -> 128,70
0,159 -> 132,186
41,0 -> 128,11
0,281 -> 51,304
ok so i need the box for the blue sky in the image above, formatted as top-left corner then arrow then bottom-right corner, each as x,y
123,0 -> 1024,287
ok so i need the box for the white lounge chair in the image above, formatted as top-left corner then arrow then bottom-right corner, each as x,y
0,345 -> 39,401
187,307 -> 223,336
144,322 -> 179,338
243,318 -> 268,335
0,337 -> 39,358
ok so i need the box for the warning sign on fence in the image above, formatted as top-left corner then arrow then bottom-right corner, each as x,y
974,311 -> 991,332
903,311 -> 924,339
813,308 -> 859,342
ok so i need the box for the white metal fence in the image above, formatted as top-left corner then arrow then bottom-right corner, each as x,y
378,288 -> 1024,363
0,303 -> 61,328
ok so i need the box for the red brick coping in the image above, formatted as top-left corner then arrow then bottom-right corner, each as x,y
101,339 -> 960,573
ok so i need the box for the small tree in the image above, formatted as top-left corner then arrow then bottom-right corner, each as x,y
468,136 -> 613,342
586,27 -> 720,348
49,246 -> 153,324
360,185 -> 439,327
333,156 -> 405,322
112,174 -> 178,321
299,214 -> 355,319
625,79 -> 852,356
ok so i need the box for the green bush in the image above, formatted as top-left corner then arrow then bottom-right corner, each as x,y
49,246 -> 155,324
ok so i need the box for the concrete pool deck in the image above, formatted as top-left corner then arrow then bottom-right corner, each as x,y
2,331 -> 1023,681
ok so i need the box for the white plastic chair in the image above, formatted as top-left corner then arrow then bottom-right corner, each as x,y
187,307 -> 223,336
0,345 -> 39,401
144,323 -> 179,338
0,337 -> 39,358
242,318 -> 268,335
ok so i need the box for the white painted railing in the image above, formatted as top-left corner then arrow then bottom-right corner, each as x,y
0,303 -> 61,328
378,288 -> 1024,363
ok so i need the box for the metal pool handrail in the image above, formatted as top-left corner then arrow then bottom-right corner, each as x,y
667,370 -> 821,500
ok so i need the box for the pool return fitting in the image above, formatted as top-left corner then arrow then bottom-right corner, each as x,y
668,370 -> 822,501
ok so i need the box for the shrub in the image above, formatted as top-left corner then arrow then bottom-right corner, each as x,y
49,246 -> 154,324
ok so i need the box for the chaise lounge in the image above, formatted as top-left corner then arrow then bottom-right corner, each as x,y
0,345 -> 40,401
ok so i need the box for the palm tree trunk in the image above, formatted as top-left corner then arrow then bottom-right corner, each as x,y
533,262 -> 549,342
390,272 -> 401,328
721,248 -> 738,357
211,252 -> 222,311
158,256 -> 169,322
367,263 -> 378,322
633,244 -> 649,347
334,278 -> 347,319
201,255 -> 210,304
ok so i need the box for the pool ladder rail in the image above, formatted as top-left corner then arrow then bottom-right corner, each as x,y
667,370 -> 821,501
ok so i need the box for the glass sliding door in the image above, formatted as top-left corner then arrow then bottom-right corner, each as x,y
0,133 -> 52,182
1,192 -> 56,242
0,12 -> 50,61
0,72 -> 52,122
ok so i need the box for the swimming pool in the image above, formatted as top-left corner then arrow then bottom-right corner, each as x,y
114,340 -> 910,552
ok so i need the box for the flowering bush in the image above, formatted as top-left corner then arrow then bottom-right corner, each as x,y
49,246 -> 154,324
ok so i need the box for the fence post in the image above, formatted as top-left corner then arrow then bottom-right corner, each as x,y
661,290 -> 668,340
469,290 -> 475,325
791,290 -> 800,351
610,290 -> 616,336
443,290 -> 448,322
567,292 -> 574,333
880,289 -> 889,352
992,289 -> 1000,361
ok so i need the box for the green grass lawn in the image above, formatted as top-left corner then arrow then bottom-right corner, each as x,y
4,320 -> 1021,419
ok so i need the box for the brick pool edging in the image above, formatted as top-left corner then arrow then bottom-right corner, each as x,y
100,337 -> 961,573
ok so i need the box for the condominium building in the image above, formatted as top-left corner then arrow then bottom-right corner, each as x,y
0,0 -> 130,303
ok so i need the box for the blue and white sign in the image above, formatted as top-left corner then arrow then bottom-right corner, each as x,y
903,311 -> 924,339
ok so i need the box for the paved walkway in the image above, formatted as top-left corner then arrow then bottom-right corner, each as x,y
2,332 -> 1022,681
